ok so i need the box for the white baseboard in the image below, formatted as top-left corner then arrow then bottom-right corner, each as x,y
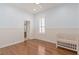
0,38 -> 56,48
41,39 -> 56,44
33,38 -> 56,44
0,40 -> 24,48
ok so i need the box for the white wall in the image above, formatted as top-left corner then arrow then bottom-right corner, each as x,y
33,4 -> 79,43
0,4 -> 34,48
0,3 -> 78,48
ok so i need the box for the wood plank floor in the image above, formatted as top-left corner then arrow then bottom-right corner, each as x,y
0,39 -> 77,55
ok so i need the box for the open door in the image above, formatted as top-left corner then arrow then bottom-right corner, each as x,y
24,21 -> 30,41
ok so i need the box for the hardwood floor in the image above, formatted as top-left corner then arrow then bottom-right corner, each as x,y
0,39 -> 77,55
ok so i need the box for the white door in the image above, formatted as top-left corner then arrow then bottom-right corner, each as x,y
24,21 -> 30,40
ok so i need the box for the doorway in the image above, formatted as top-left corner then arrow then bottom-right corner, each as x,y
24,21 -> 30,41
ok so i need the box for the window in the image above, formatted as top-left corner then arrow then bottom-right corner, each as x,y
39,16 -> 45,33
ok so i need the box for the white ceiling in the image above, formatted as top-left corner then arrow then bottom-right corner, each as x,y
9,3 -> 61,14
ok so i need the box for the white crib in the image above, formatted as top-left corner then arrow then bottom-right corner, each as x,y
56,33 -> 79,54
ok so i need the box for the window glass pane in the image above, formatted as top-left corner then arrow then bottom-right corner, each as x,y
39,16 -> 45,33
41,27 -> 45,33
41,18 -> 45,26
39,27 -> 42,33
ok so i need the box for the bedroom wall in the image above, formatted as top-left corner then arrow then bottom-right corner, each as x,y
33,4 -> 79,43
0,3 -> 78,48
0,4 -> 34,48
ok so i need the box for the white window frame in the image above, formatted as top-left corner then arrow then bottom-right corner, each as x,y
39,17 -> 45,33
